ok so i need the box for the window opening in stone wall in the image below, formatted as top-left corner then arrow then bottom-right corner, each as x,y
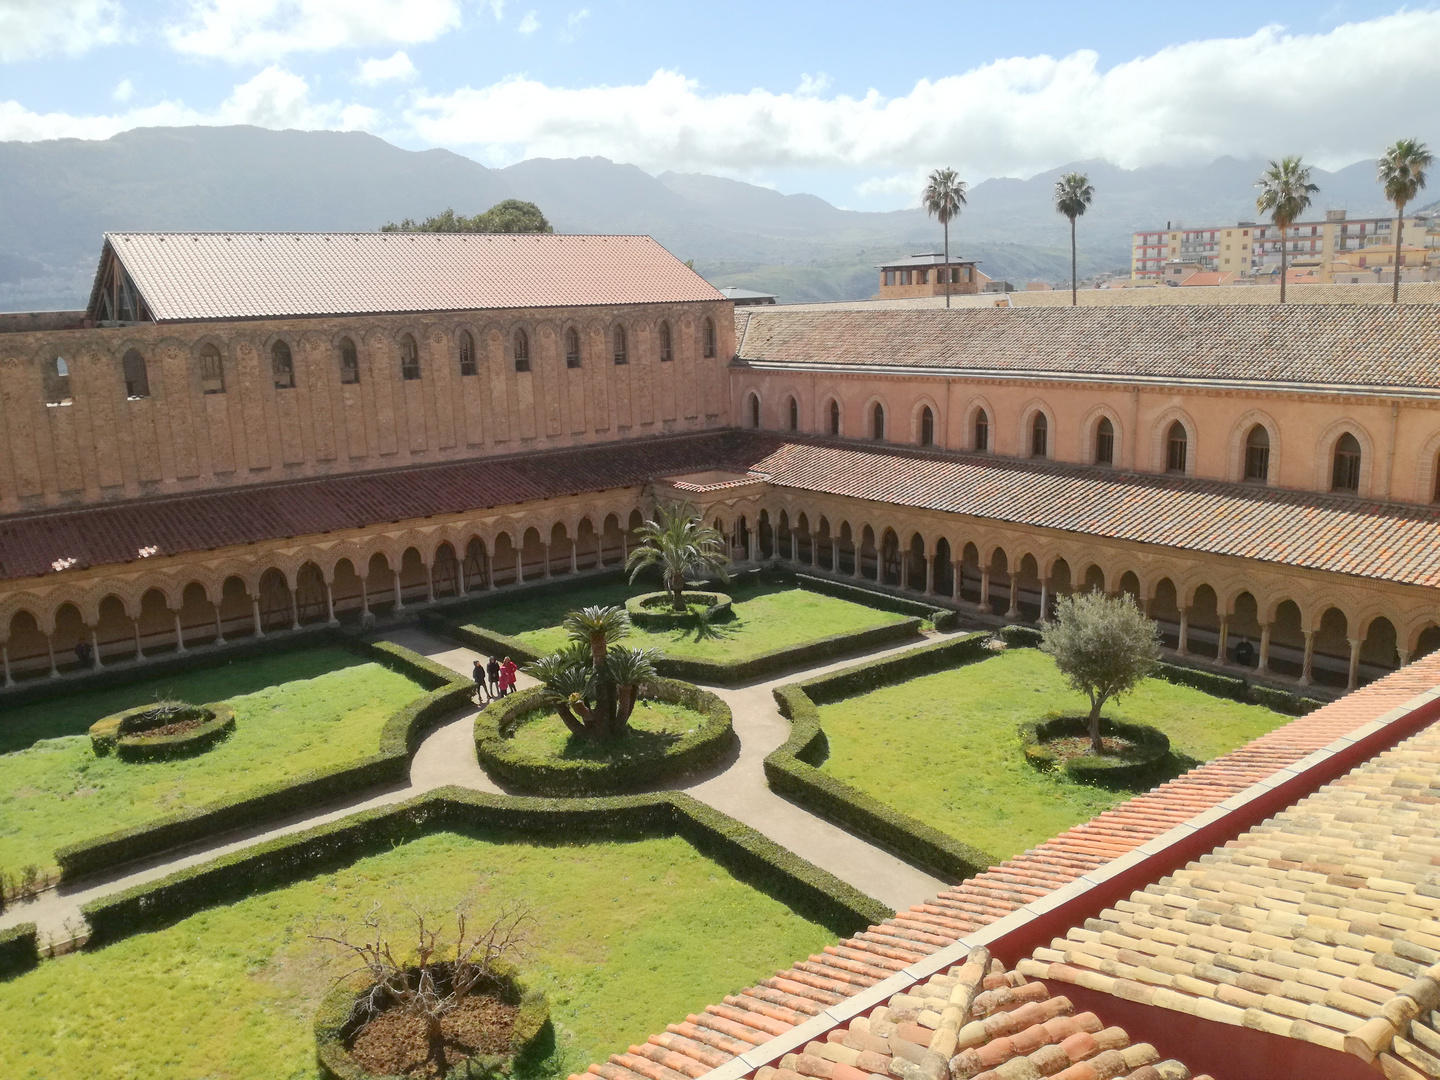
659,322 -> 673,362
459,330 -> 477,376
1333,433 -> 1362,492
339,338 -> 360,384
829,399 -> 840,435
1031,412 -> 1048,457
1095,417 -> 1114,465
703,318 -> 716,358
1244,425 -> 1270,482
920,405 -> 935,447
122,348 -> 150,398
271,340 -> 294,390
974,408 -> 989,451
44,357 -> 72,406
513,330 -> 530,373
788,396 -> 798,431
399,334 -> 422,380
1165,420 -> 1188,473
749,393 -> 760,428
566,328 -> 582,369
613,325 -> 628,365
873,403 -> 885,440
199,344 -> 225,394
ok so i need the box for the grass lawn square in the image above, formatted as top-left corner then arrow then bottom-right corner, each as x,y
0,648 -> 428,875
0,830 -> 837,1080
475,579 -> 910,662
815,648 -> 1290,862
506,700 -> 705,763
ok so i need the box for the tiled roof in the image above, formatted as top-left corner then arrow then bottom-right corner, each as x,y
91,232 -> 723,322
9,433 -> 1440,588
573,654 -> 1440,1080
1019,699 -> 1440,1079
734,304 -> 1440,390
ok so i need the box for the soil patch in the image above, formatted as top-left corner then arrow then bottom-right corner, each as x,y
1038,734 -> 1145,766
347,991 -> 519,1078
133,717 -> 206,738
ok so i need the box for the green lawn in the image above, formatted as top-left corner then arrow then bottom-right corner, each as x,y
816,648 -> 1290,862
0,830 -> 835,1080
0,649 -> 426,875
471,580 -> 908,661
506,700 -> 704,763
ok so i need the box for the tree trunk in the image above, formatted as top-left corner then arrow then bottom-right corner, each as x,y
670,570 -> 685,611
1394,204 -> 1406,304
943,219 -> 951,309
616,683 -> 638,729
1088,696 -> 1104,756
426,1013 -> 448,1077
1279,228 -> 1288,305
594,676 -> 617,739
1070,216 -> 1078,306
556,702 -> 603,742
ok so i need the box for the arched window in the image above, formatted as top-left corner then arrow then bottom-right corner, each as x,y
1165,421 -> 1187,473
1095,417 -> 1114,465
338,337 -> 360,384
829,399 -> 840,436
872,403 -> 886,440
199,343 -> 225,394
702,317 -> 716,358
512,330 -> 530,373
1031,412 -> 1048,458
565,328 -> 582,369
458,330 -> 477,376
974,408 -> 989,452
920,405 -> 935,447
1333,433 -> 1362,492
122,348 -> 150,398
44,356 -> 72,405
271,340 -> 294,389
1244,425 -> 1270,482
749,393 -> 760,428
659,322 -> 673,362
613,325 -> 628,365
788,396 -> 799,431
400,334 -> 421,380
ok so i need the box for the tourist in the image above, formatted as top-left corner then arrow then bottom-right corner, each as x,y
487,655 -> 501,697
472,659 -> 488,704
499,656 -> 518,696
74,639 -> 93,667
1233,638 -> 1256,667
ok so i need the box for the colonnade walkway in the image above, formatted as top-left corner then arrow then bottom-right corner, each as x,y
1,625 -> 951,942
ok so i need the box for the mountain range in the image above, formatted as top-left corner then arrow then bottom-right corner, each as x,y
0,125 -> 1410,311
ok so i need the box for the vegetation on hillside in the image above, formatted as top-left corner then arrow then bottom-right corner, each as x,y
382,200 -> 553,234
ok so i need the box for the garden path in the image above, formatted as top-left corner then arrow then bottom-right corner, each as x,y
3,625 -> 949,940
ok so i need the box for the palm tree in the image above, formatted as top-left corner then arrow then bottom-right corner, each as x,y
1255,156 -> 1319,305
626,501 -> 730,610
1053,173 -> 1094,306
922,168 -> 967,308
1377,138 -> 1433,304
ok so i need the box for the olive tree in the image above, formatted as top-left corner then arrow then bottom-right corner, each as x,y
1040,591 -> 1161,754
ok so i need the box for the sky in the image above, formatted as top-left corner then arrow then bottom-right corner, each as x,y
1,0 -> 1438,210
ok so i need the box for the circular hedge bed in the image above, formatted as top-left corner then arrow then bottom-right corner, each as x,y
624,591 -> 732,629
1020,714 -> 1170,785
315,960 -> 548,1080
474,677 -> 733,795
88,702 -> 236,761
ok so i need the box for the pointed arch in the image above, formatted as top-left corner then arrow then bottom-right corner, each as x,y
1149,407 -> 1197,475
1226,409 -> 1281,484
1314,419 -> 1374,497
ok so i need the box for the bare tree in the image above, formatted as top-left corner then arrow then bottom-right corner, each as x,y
312,896 -> 534,1078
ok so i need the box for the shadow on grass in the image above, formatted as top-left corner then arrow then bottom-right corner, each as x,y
1070,750 -> 1205,794
555,726 -> 684,763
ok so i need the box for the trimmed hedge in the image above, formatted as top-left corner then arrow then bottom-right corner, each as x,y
1021,715 -> 1171,785
89,703 -> 238,761
795,573 -> 959,629
0,922 -> 39,980
625,591 -> 733,629
81,787 -> 890,948
475,678 -> 734,795
1151,659 -> 1321,717
315,957 -> 549,1080
52,639 -> 472,883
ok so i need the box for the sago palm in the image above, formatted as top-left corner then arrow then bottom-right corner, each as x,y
1255,156 -> 1319,305
562,604 -> 631,666
1053,172 -> 1094,307
626,501 -> 730,610
922,168 -> 967,309
1377,138 -> 1433,304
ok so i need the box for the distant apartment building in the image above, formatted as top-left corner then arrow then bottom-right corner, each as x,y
877,253 -> 989,299
1131,210 -> 1439,283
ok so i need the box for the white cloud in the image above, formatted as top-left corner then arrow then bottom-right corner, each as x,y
0,0 -> 124,62
517,10 -> 539,34
166,0 -> 463,62
112,78 -> 134,103
0,67 -> 374,142
407,12 -> 1440,182
560,8 -> 588,41
356,50 -> 417,85
483,0 -> 505,18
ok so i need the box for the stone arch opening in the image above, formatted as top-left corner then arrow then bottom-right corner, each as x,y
1150,578 -> 1181,650
934,537 -> 953,597
520,527 -> 546,581
492,533 -> 518,587
1313,607 -> 1351,688
96,594 -> 133,662
432,542 -> 460,598
219,576 -> 253,637
1360,616 -> 1399,685
1268,600 -> 1305,680
796,512 -> 813,563
859,525 -> 878,581
959,542 -> 982,604
463,538 -> 490,590
296,562 -> 328,624
257,569 -> 294,632
365,553 -> 394,613
179,580 -> 219,644
331,558 -> 364,618
1229,592 -> 1263,667
1187,584 -> 1221,659
1117,571 -> 1142,605
906,532 -> 926,591
758,510 -> 774,560
880,528 -> 902,586
988,548 -> 1010,616
1081,564 -> 1105,593
1017,553 -> 1042,621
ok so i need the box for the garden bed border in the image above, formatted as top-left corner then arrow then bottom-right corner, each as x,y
51,635 -> 472,883
79,786 -> 890,949
0,921 -> 39,980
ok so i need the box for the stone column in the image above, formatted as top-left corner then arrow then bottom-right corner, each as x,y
251,597 -> 264,638
810,534 -> 819,568
46,634 -> 58,678
980,567 -> 991,613
900,555 -> 909,590
214,607 -> 226,646
1258,624 -> 1271,674
1006,577 -> 1020,619
621,532 -> 628,565
1177,609 -> 1190,657
952,561 -> 963,602
1300,630 -> 1315,686
924,556 -> 935,596
425,564 -> 436,603
360,578 -> 370,617
134,620 -> 145,659
392,569 -> 406,611
543,544 -> 552,579
1216,615 -> 1230,667
324,580 -> 338,626
289,591 -> 301,631
90,627 -> 102,669
1347,637 -> 1363,691
1038,581 -> 1049,624
790,534 -> 798,562
569,542 -> 578,575
174,611 -> 189,654
852,545 -> 864,580
743,529 -> 753,564
457,561 -> 467,595
2,642 -> 11,687
515,549 -> 524,585
1400,647 -> 1414,668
